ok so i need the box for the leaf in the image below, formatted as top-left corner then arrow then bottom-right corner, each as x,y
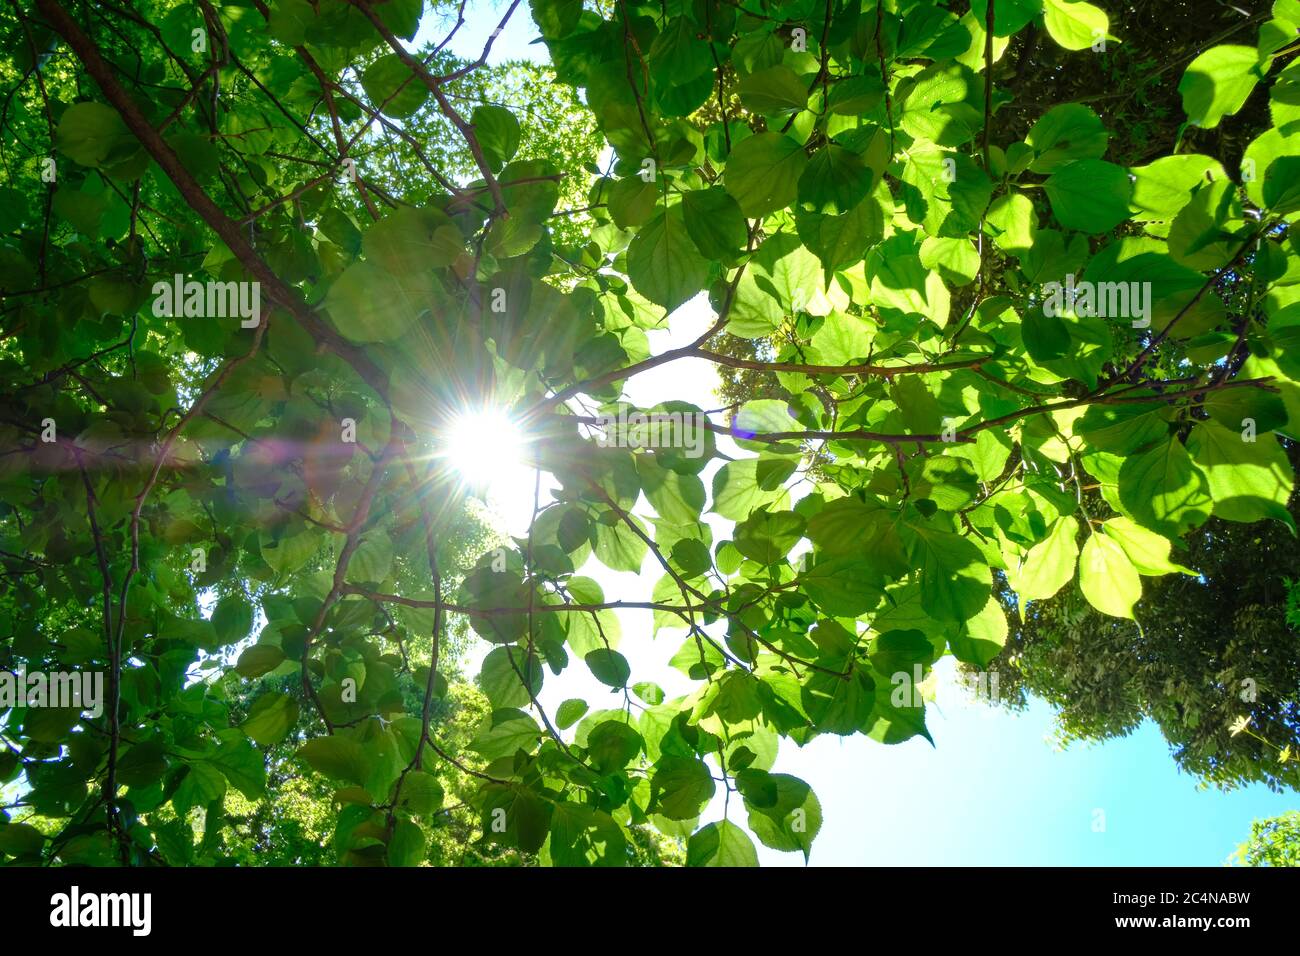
797,145 -> 873,215
556,698 -> 588,730
398,771 -> 444,815
1044,160 -> 1133,233
801,663 -> 875,735
0,823 -> 45,857
586,719 -> 644,772
1179,45 -> 1264,129
971,0 -> 1044,37
1187,421 -> 1296,530
723,132 -> 809,218
585,648 -> 631,687
56,102 -> 131,167
1117,437 -> 1213,538
686,820 -> 759,866
549,803 -> 627,866
1042,0 -> 1109,51
387,818 -> 426,866
1100,516 -> 1193,576
235,644 -> 286,679
950,595 -> 1010,668
1009,516 -> 1079,603
242,692 -> 300,747
1079,533 -> 1141,620
469,710 -> 541,761
681,187 -> 748,261
592,517 -> 647,573
360,54 -> 429,118
908,524 -> 993,623
800,558 -> 882,617
172,761 -> 227,816
651,755 -> 716,819
478,646 -> 543,708
733,509 -> 806,565
828,74 -> 884,114
472,105 -> 521,172
362,206 -> 462,273
348,532 -> 393,584
1026,104 -> 1109,173
626,207 -> 708,312
211,594 -> 254,645
325,259 -> 434,344
211,736 -> 267,800
738,65 -> 808,115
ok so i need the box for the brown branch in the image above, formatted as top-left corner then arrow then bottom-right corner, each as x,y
36,0 -> 393,405
349,0 -> 508,217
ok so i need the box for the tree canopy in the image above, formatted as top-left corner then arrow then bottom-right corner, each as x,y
0,0 -> 1298,867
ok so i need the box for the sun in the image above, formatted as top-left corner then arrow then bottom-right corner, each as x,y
441,407 -> 529,492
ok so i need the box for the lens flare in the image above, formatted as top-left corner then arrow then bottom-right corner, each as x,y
442,407 -> 527,490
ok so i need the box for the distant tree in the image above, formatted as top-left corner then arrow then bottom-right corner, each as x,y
1231,810 -> 1300,866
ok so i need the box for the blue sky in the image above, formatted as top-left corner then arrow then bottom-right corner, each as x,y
428,1 -> 1298,866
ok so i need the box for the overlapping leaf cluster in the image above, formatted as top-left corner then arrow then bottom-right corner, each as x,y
0,0 -> 1297,867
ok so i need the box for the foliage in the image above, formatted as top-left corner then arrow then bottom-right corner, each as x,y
1231,809 -> 1300,866
965,467 -> 1300,792
0,0 -> 1298,868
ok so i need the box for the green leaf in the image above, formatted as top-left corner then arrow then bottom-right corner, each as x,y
472,105 -> 521,173
908,524 -> 993,623
388,818 -> 426,866
235,644 -> 286,679
556,698 -> 589,730
1100,516 -> 1194,576
800,558 -> 882,617
1026,104 -> 1109,173
360,54 -> 429,118
1042,0 -> 1109,51
798,145 -> 873,216
738,65 -> 808,115
652,755 -> 716,819
724,132 -> 809,218
585,648 -> 631,687
1044,160 -> 1133,233
478,646 -> 543,708
348,531 -> 393,584
681,187 -> 747,261
56,102 -> 131,167
212,594 -> 254,645
627,207 -> 708,312
733,509 -> 806,565
469,710 -> 541,761
801,661 -> 875,735
686,820 -> 759,866
950,595 -> 1010,668
325,259 -> 434,344
1179,45 -> 1264,129
586,719 -> 644,772
1079,533 -> 1141,620
1187,421 -> 1296,530
1117,437 -> 1213,538
1008,516 -> 1079,603
828,74 -> 884,114
242,692 -> 300,747
363,206 -> 462,273
549,803 -> 627,866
